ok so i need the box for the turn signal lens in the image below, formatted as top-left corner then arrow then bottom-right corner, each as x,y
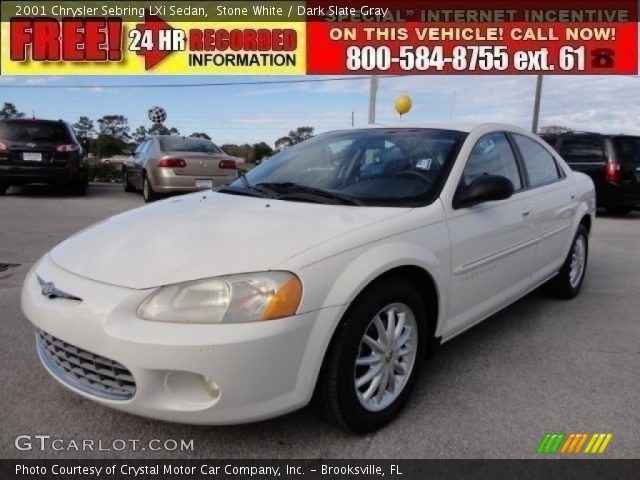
262,277 -> 303,320
0,141 -> 7,151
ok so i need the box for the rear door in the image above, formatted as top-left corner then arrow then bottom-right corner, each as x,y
511,133 -> 577,281
0,120 -> 74,169
611,137 -> 640,205
129,139 -> 150,187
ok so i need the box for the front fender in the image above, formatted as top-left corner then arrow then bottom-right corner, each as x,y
294,220 -> 451,337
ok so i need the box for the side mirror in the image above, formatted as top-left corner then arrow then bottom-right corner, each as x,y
454,175 -> 514,209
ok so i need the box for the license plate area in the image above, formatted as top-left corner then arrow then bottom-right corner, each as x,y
195,179 -> 213,188
23,152 -> 43,161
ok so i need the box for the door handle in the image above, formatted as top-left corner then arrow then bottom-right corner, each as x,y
521,205 -> 533,217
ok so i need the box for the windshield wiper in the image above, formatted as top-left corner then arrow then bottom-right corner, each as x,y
217,173 -> 276,199
255,182 -> 362,206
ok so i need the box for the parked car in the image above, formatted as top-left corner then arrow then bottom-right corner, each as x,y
122,135 -> 238,202
541,132 -> 640,215
100,155 -> 127,166
22,124 -> 595,432
0,118 -> 87,195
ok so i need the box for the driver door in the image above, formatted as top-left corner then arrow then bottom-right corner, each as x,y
443,132 -> 539,339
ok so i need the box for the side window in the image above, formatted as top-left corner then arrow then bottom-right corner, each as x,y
513,134 -> 560,187
462,132 -> 522,190
558,137 -> 605,163
134,141 -> 147,156
140,140 -> 153,156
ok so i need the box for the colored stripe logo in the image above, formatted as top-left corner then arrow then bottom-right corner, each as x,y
537,433 -> 613,454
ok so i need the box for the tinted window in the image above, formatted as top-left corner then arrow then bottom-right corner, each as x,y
158,137 -> 222,154
462,133 -> 522,190
558,137 -> 605,163
232,128 -> 467,207
612,137 -> 640,165
0,120 -> 71,142
513,134 -> 560,187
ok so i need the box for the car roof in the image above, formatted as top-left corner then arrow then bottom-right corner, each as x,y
541,131 -> 640,139
0,118 -> 66,124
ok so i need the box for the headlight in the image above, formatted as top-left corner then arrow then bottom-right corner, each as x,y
137,272 -> 302,324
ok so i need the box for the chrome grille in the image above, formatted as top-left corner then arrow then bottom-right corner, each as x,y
36,329 -> 136,401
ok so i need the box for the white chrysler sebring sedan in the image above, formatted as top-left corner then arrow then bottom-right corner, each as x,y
22,124 -> 595,432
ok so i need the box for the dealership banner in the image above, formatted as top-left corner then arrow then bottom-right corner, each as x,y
0,0 -> 637,75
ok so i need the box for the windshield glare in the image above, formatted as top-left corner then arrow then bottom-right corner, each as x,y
233,128 -> 466,206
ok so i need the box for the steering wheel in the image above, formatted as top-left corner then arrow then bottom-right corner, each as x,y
392,170 -> 432,187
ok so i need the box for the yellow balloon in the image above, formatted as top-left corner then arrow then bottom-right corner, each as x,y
395,95 -> 412,115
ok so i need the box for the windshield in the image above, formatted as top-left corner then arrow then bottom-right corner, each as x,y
159,137 -> 223,155
0,121 -> 70,143
227,128 -> 466,207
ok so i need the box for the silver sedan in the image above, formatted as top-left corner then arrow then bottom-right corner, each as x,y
123,135 -> 238,202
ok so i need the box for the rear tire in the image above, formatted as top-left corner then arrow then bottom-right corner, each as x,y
605,206 -> 632,216
317,277 -> 427,432
0,184 -> 7,195
123,169 -> 135,192
71,182 -> 88,196
142,174 -> 159,203
545,225 -> 588,299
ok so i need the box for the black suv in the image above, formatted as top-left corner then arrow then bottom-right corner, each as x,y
541,132 -> 640,215
0,118 -> 88,195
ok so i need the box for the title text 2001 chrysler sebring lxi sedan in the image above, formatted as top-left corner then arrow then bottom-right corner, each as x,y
22,124 -> 595,432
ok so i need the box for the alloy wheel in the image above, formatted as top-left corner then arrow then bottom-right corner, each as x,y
353,303 -> 418,412
569,235 -> 586,288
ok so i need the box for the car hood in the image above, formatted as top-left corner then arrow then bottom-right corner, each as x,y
50,191 -> 410,289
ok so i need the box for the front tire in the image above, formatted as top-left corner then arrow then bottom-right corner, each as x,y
545,225 -> 589,299
0,184 -> 7,195
317,277 -> 427,432
123,169 -> 135,192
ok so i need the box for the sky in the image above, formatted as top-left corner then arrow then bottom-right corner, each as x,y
1,74 -> 640,146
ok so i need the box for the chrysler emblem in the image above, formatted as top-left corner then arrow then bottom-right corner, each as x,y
41,281 -> 55,296
37,275 -> 82,301
27,143 -> 36,148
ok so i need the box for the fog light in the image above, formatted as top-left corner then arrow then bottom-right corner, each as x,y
203,376 -> 220,399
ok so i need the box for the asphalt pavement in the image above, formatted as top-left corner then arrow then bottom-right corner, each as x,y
1,183 -> 638,459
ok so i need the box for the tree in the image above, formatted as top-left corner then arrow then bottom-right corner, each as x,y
0,102 -> 25,119
275,126 -> 314,150
190,132 -> 211,140
97,115 -> 130,141
133,125 -> 147,144
90,134 -> 127,158
73,116 -> 95,150
147,123 -> 179,136
539,125 -> 573,134
252,142 -> 273,161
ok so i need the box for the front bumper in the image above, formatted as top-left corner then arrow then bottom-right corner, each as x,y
22,255 -> 343,424
148,168 -> 236,193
